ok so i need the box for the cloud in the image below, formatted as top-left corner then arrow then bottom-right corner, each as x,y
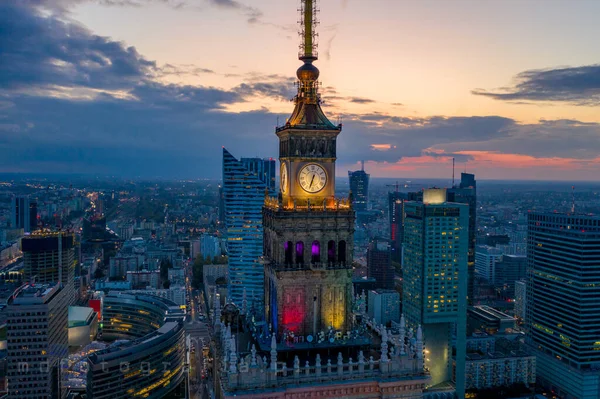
206,0 -> 263,24
349,97 -> 376,104
472,64 -> 600,106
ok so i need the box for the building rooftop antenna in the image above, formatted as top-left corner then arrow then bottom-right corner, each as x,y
452,157 -> 455,187
361,160 -> 364,171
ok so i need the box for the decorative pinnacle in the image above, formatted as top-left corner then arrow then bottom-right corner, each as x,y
299,0 -> 318,60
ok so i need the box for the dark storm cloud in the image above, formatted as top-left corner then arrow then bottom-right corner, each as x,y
0,1 -> 155,91
472,64 -> 600,105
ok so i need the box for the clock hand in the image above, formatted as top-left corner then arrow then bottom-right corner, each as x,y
309,175 -> 315,188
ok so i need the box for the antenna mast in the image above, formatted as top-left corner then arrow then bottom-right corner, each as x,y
299,0 -> 318,61
452,157 -> 455,187
572,186 -> 576,214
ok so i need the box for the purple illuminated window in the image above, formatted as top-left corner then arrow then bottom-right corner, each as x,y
296,241 -> 304,264
311,240 -> 320,263
284,241 -> 293,265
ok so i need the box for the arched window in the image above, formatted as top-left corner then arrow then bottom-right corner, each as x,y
284,241 -> 293,266
327,241 -> 336,265
296,241 -> 304,265
338,240 -> 347,264
311,240 -> 320,263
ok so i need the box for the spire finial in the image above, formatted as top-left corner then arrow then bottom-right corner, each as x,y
299,0 -> 318,61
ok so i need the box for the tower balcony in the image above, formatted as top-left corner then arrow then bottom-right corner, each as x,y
264,195 -> 352,212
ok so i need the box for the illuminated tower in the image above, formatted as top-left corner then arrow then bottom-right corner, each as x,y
263,0 -> 354,338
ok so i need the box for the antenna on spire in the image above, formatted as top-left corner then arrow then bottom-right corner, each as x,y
572,186 -> 576,214
299,0 -> 318,61
452,157 -> 455,187
361,160 -> 364,171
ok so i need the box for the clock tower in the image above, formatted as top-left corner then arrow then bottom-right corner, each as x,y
263,0 -> 355,342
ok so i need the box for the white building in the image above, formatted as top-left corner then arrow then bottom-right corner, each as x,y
367,289 -> 400,326
463,351 -> 536,390
475,245 -> 504,283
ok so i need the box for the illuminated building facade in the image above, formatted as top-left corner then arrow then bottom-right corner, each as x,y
402,188 -> 468,396
447,172 -> 476,305
212,2 -> 430,398
6,283 -> 69,399
87,292 -> 186,398
527,213 -> 600,399
222,148 -> 269,309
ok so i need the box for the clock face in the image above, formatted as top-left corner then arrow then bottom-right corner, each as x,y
280,163 -> 288,194
298,164 -> 327,193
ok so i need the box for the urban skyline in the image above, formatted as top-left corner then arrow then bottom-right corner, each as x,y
2,0 -> 600,180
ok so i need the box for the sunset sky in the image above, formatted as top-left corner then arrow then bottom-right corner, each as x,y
2,0 -> 600,180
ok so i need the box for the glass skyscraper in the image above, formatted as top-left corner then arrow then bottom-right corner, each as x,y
527,212 -> 600,399
402,189 -> 468,397
222,148 -> 273,311
348,163 -> 369,211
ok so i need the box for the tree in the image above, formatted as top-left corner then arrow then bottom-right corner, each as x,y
191,255 -> 205,290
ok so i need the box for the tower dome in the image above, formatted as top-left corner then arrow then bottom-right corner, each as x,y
296,62 -> 319,82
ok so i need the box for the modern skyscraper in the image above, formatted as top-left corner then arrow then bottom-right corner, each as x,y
6,282 -> 69,399
367,237 -> 394,289
348,161 -> 369,211
527,212 -> 600,399
21,231 -> 77,304
403,188 -> 468,396
222,148 -> 268,309
474,245 -> 503,284
448,172 -> 476,305
388,191 -> 422,264
241,157 -> 276,192
11,196 -> 37,233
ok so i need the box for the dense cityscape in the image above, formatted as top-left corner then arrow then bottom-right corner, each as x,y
3,0 -> 600,398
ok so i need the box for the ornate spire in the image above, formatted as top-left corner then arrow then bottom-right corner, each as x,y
416,324 -> 424,360
229,336 -> 238,373
281,0 -> 338,130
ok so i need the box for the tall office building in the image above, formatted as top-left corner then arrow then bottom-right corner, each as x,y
448,172 -> 476,305
367,237 -> 394,289
514,279 -> 526,322
527,213 -> 600,399
11,196 -> 37,233
474,245 -> 503,284
21,231 -> 77,304
388,191 -> 421,264
6,282 -> 69,399
241,156 -> 276,192
403,188 -> 468,396
222,148 -> 268,310
348,161 -> 369,211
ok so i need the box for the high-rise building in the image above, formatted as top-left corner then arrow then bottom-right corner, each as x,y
527,213 -> 600,399
348,162 -> 369,211
6,282 -> 69,399
474,245 -> 503,284
241,157 -> 276,192
11,196 -> 37,233
388,191 -> 421,264
494,254 -> 527,294
514,279 -> 526,322
403,188 -> 468,396
21,231 -> 77,304
448,172 -> 476,305
367,289 -> 400,326
367,237 -> 394,289
222,148 -> 268,309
